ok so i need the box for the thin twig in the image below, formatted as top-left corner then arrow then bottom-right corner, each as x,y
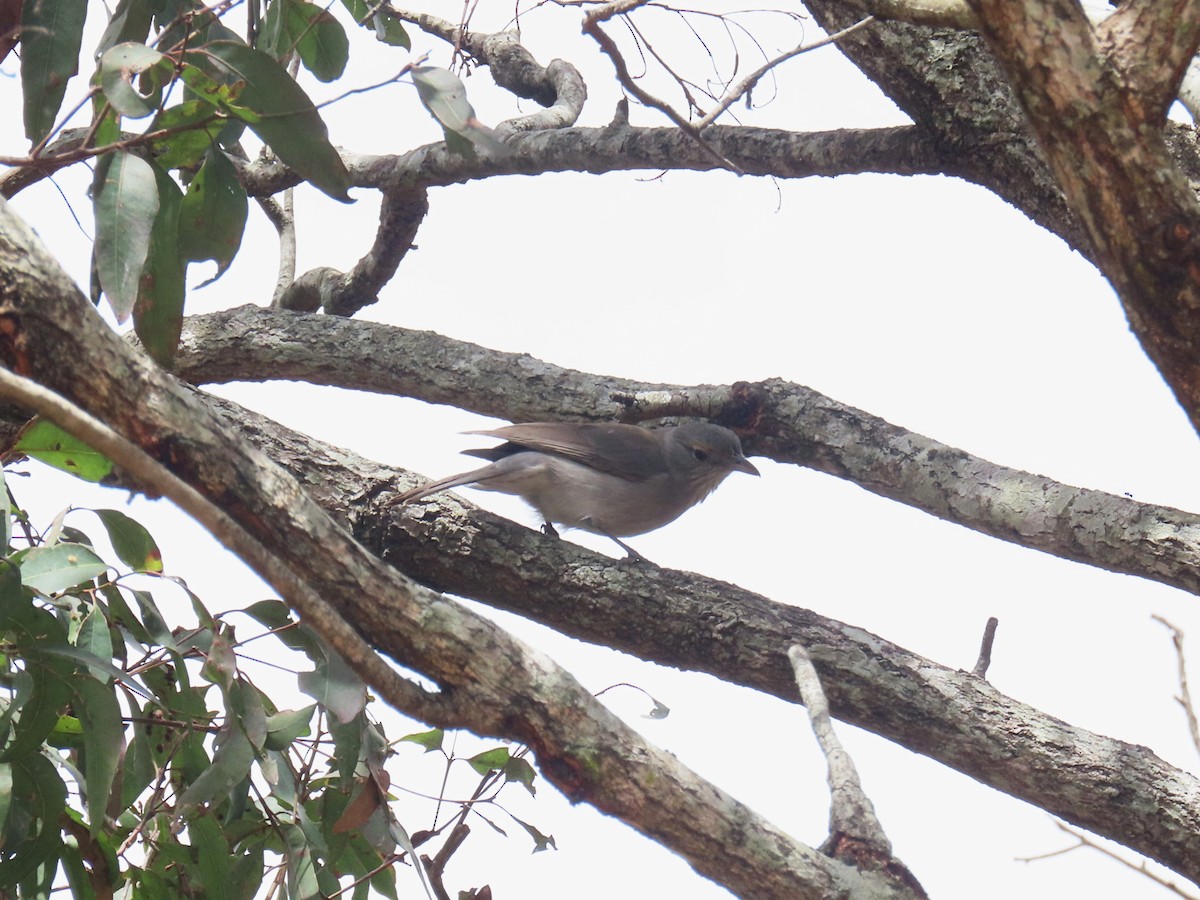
697,17 -> 876,130
1153,615 -> 1200,757
1019,821 -> 1200,900
581,11 -> 743,174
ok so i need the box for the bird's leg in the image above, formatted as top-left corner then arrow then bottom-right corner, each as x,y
541,520 -> 560,538
607,534 -> 648,563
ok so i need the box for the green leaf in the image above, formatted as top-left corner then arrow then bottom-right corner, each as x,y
92,508 -> 164,573
98,42 -> 168,118
70,676 -> 124,835
94,149 -> 160,323
262,0 -> 349,82
298,647 -> 365,724
96,0 -> 153,56
504,756 -> 537,796
0,604 -> 74,762
134,159 -> 187,366
178,147 -> 247,280
0,466 -> 9,553
283,823 -> 321,900
466,746 -> 510,776
339,0 -> 409,47
20,0 -> 87,143
511,814 -> 557,853
185,41 -> 351,201
147,99 -> 229,169
290,2 -> 349,82
119,695 -> 156,811
74,604 -> 114,677
264,704 -> 316,751
13,419 -> 114,482
190,813 -> 234,900
19,543 -> 106,594
399,728 -> 443,754
411,66 -> 510,157
0,753 -> 67,887
176,719 -> 254,813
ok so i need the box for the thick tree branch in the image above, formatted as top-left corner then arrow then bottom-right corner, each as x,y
965,0 -> 1200,433
174,307 -> 1200,597
179,390 -> 1200,886
1098,0 -> 1200,120
0,198 -> 914,900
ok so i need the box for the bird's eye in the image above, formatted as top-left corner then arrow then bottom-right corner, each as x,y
692,447 -> 708,462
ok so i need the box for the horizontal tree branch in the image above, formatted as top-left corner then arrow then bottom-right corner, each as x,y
175,306 -> 1200,597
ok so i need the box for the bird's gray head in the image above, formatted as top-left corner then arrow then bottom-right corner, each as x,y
663,423 -> 759,499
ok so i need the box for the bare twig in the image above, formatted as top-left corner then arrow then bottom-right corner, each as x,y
972,616 -> 999,679
1153,615 -> 1200,758
580,8 -> 743,173
1019,821 -> 1200,900
697,17 -> 876,130
787,644 -> 892,856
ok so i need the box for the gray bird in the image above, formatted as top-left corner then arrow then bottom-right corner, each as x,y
392,421 -> 760,559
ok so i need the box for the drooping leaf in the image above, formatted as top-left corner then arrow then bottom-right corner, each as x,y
289,2 -> 349,82
20,0 -> 87,143
98,41 -> 170,118
96,0 -> 153,56
185,41 -> 351,201
283,823 -> 321,900
13,420 -> 114,482
178,147 -> 247,281
411,66 -> 510,157
262,0 -> 349,82
91,508 -> 164,573
133,159 -> 186,366
264,704 -> 316,751
74,604 -> 114,677
339,0 -> 408,47
176,719 -> 255,813
504,756 -> 538,796
94,149 -> 159,323
0,604 -> 73,762
298,646 -> 365,724
190,813 -> 234,900
70,675 -> 124,835
0,753 -> 67,887
511,814 -> 557,853
19,542 -> 107,594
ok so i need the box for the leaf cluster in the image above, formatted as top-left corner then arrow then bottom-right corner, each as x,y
0,449 -> 549,898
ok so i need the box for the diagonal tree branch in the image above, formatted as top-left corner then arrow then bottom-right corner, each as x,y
966,0 -> 1200,434
181,388 -> 1200,887
0,197 -> 917,900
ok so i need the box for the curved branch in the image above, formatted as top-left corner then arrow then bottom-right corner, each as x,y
174,306 -> 1200,597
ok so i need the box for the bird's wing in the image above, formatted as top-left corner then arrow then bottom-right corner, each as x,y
468,423 -> 668,480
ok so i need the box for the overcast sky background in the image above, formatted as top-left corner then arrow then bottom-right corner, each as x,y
5,2 -> 1200,897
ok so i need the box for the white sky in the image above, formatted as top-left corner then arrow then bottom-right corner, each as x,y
4,3 -> 1200,897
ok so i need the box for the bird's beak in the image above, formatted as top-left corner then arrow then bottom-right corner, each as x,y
735,456 -> 760,477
